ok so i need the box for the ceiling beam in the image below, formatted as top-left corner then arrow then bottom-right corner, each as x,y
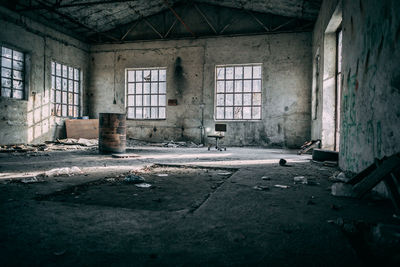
246,10 -> 270,32
16,0 -> 142,11
163,0 -> 195,37
194,3 -> 217,35
143,18 -> 164,39
31,0 -> 120,42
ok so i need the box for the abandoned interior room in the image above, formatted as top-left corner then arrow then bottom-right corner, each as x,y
0,0 -> 400,266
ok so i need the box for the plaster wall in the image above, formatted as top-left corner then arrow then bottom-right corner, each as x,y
0,8 -> 90,145
90,33 -> 312,147
313,0 -> 400,172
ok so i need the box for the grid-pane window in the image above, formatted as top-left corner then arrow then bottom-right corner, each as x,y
1,46 -> 25,100
126,68 -> 167,119
215,64 -> 262,120
51,61 -> 81,117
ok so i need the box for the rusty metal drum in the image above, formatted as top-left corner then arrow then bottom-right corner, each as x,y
99,113 -> 126,154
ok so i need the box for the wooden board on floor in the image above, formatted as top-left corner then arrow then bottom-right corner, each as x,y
112,153 -> 140,158
65,119 -> 99,139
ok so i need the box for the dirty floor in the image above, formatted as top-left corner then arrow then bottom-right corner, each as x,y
0,146 -> 398,266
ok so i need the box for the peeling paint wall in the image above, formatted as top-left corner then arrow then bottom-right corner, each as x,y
90,33 -> 312,147
313,0 -> 400,172
0,8 -> 90,145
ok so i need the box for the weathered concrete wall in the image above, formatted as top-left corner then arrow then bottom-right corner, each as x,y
0,7 -> 90,145
312,0 -> 400,172
90,33 -> 312,147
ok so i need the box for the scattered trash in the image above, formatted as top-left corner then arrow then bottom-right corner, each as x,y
330,172 -> 350,183
274,184 -> 290,189
44,166 -> 83,177
331,183 -> 354,197
105,178 -> 116,182
112,153 -> 140,158
218,172 -> 232,176
323,161 -> 338,167
157,174 -> 168,177
327,217 -> 344,226
293,176 -> 306,183
135,183 -> 152,188
124,174 -> 145,184
53,249 -> 66,256
20,176 -> 41,184
253,185 -> 269,191
279,159 -> 287,166
261,176 -> 271,180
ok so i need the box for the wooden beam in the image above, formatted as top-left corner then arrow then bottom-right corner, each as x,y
353,154 -> 400,198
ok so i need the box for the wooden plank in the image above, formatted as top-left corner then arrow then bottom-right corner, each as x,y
112,153 -> 140,158
347,159 -> 381,185
353,154 -> 400,198
65,119 -> 99,139
384,171 -> 400,214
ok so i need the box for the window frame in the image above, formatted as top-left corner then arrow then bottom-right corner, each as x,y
0,44 -> 27,100
125,67 -> 167,120
50,60 -> 81,118
214,63 -> 263,121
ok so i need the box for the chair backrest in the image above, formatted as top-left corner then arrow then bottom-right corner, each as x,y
215,123 -> 227,132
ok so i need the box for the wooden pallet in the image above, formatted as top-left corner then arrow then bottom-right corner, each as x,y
348,154 -> 400,214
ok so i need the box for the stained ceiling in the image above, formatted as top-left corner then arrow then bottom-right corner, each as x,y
0,0 -> 322,43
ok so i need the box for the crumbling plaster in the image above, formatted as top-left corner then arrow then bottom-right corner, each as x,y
90,33 -> 312,147
0,7 -> 90,145
312,0 -> 400,172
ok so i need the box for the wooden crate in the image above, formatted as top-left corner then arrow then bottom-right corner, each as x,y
65,119 -> 99,139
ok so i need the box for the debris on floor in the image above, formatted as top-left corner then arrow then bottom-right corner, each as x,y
135,183 -> 152,188
330,171 -> 350,183
279,158 -> 287,166
149,140 -> 203,148
218,172 -> 232,176
20,176 -> 42,184
157,174 -> 168,177
124,174 -> 146,184
44,167 -> 83,177
0,144 -> 45,153
261,176 -> 271,180
293,176 -> 306,183
298,139 -> 321,155
111,153 -> 140,158
274,184 -> 290,189
323,161 -> 338,167
331,182 -> 354,197
253,185 -> 269,191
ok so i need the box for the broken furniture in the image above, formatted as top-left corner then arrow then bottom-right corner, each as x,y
99,113 -> 126,154
65,119 -> 99,139
298,139 -> 321,155
347,153 -> 400,214
207,124 -> 227,151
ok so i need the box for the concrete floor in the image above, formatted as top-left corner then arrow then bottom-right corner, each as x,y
0,146 -> 397,266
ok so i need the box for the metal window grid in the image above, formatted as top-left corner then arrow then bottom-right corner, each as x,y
215,64 -> 262,121
126,68 -> 167,120
1,46 -> 25,100
51,61 -> 81,117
